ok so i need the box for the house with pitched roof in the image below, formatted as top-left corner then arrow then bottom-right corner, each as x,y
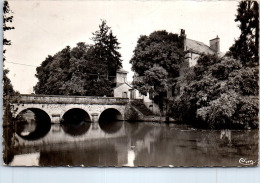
113,68 -> 132,98
112,68 -> 161,114
180,29 -> 222,68
113,30 -> 223,116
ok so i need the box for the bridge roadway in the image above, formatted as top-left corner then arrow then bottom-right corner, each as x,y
9,94 -> 130,123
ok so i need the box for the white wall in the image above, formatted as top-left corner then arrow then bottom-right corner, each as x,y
114,84 -> 131,98
116,73 -> 127,85
142,93 -> 161,115
188,52 -> 200,67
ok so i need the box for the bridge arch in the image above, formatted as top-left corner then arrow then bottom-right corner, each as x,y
99,108 -> 123,122
15,108 -> 51,140
61,108 -> 91,124
98,108 -> 124,134
15,107 -> 51,120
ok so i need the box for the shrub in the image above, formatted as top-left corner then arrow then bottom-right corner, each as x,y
171,54 -> 258,129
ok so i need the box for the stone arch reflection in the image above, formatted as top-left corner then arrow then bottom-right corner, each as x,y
98,108 -> 123,134
15,108 -> 51,140
61,122 -> 91,137
61,108 -> 91,136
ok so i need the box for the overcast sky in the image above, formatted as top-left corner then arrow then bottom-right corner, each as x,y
4,0 -> 240,94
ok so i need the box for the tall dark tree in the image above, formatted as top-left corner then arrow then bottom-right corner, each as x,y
91,20 -> 122,76
130,30 -> 185,117
3,1 -> 18,106
3,1 -> 16,99
34,20 -> 121,96
3,1 -> 14,47
3,1 -> 17,166
227,1 -> 259,66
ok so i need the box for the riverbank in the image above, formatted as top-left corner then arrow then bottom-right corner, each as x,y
132,115 -> 175,123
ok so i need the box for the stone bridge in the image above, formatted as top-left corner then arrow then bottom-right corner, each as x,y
9,95 -> 130,123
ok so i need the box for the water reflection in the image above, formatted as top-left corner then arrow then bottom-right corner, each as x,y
15,109 -> 51,140
124,121 -> 140,136
61,122 -> 91,136
3,121 -> 259,167
99,121 -> 123,134
124,147 -> 136,167
220,129 -> 232,144
39,142 -> 122,166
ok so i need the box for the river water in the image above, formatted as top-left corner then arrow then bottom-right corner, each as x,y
3,121 -> 259,167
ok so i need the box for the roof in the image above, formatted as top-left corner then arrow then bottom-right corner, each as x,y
113,82 -> 132,90
186,38 -> 215,55
117,68 -> 128,74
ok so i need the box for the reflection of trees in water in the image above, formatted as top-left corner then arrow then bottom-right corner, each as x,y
220,129 -> 231,143
123,122 -> 164,166
132,128 -> 259,167
124,121 -> 140,136
6,120 -> 259,167
38,140 -> 126,166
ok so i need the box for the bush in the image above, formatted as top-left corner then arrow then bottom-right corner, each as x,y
171,54 -> 258,129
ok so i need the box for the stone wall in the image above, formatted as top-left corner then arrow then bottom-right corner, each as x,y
124,104 -> 144,121
10,95 -> 129,105
11,103 -> 127,123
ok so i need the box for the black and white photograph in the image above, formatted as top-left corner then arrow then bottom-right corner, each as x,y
2,0 -> 259,167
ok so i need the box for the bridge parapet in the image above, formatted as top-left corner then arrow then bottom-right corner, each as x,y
9,95 -> 129,105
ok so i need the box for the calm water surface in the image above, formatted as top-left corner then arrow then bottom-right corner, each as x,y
3,121 -> 258,167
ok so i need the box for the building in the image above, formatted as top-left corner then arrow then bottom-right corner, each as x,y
113,68 -> 161,114
181,29 -> 221,68
113,30 -> 223,115
113,68 -> 132,98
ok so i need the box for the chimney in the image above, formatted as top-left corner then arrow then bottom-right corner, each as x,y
180,29 -> 187,50
209,35 -> 220,53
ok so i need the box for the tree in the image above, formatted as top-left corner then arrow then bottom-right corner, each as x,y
171,54 -> 258,129
130,30 -> 185,117
34,20 -> 121,96
3,1 -> 16,98
3,1 -> 19,126
91,20 -> 122,76
226,1 -> 259,67
2,1 -> 17,165
3,1 -> 14,47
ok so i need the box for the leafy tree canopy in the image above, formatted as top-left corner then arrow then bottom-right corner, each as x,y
3,1 -> 17,100
226,1 -> 259,66
171,1 -> 259,129
130,30 -> 185,112
3,1 -> 19,127
34,20 -> 122,96
172,54 -> 258,129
